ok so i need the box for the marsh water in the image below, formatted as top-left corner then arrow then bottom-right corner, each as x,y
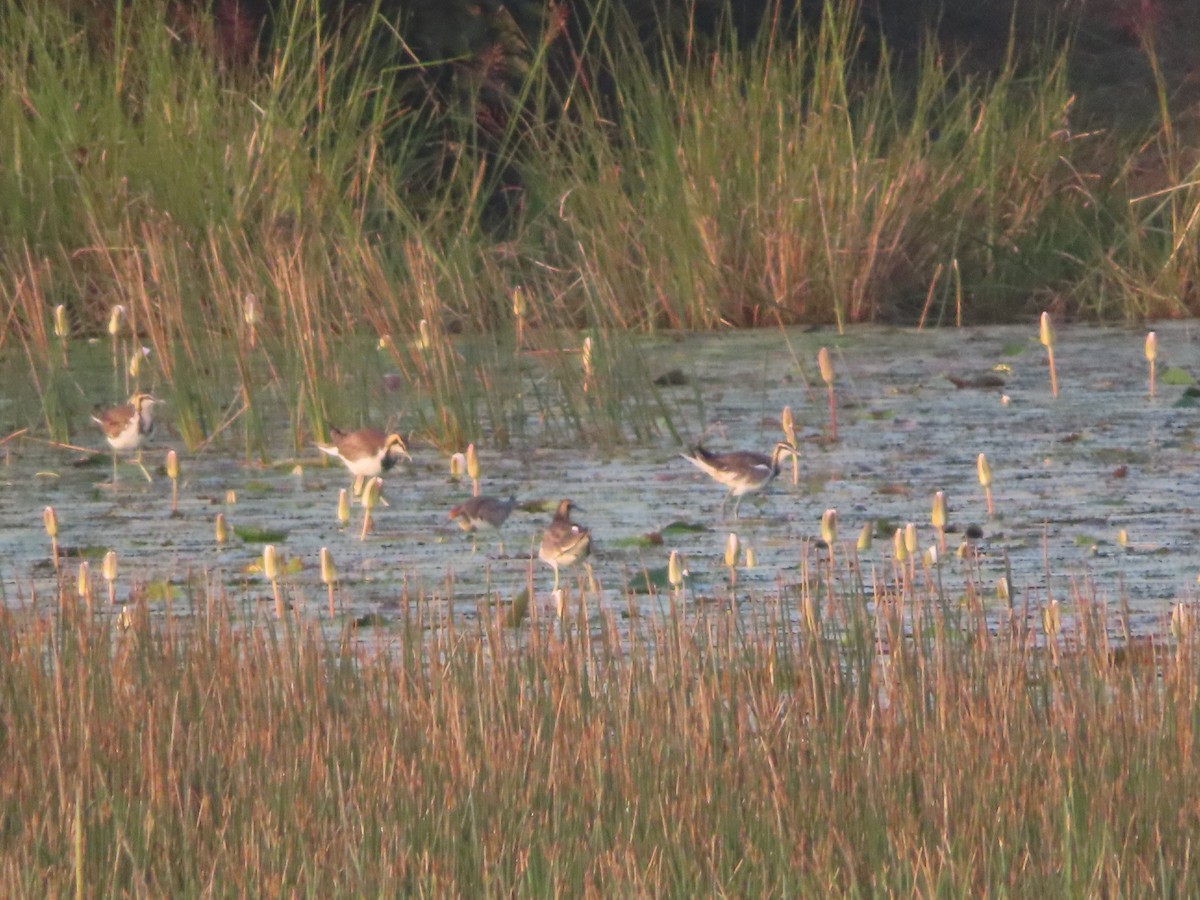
4,323 -> 1200,642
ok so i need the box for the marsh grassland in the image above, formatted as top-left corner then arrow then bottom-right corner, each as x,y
4,554 -> 1200,894
5,0 -> 1200,893
5,324 -> 1200,893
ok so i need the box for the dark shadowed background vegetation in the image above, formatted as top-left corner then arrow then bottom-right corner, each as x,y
5,0 -> 1200,447
6,4 -> 1200,895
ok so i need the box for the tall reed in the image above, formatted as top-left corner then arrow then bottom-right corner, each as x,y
4,0 -> 1199,454
1,554 -> 1196,893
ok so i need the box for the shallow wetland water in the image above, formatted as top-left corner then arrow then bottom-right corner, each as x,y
4,323 -> 1200,644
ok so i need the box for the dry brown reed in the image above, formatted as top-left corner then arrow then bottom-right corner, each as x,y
0,563 -> 1197,894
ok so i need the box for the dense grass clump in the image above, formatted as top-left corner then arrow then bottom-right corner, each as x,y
1,568 -> 1197,893
2,0 -> 1199,451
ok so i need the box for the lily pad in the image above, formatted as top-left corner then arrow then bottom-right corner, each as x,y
627,566 -> 671,594
233,525 -> 288,543
1174,388 -> 1200,408
662,520 -> 708,536
71,454 -> 109,469
68,545 -> 115,560
1161,366 -> 1196,386
873,518 -> 899,538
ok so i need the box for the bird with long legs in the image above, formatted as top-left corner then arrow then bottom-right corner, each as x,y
317,427 -> 410,501
449,495 -> 517,552
92,392 -> 159,484
681,441 -> 797,519
538,499 -> 591,593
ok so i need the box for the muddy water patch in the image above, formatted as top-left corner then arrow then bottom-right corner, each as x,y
3,323 -> 1200,643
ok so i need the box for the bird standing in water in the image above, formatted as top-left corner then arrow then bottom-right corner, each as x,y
317,427 -> 410,500
92,392 -> 159,484
449,495 -> 517,552
681,441 -> 797,519
538,499 -> 591,592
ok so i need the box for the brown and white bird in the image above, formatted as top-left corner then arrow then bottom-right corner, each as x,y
92,392 -> 158,483
681,441 -> 797,519
317,427 -> 410,497
539,499 -> 591,592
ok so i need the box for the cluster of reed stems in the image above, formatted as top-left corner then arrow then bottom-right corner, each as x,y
4,2 -> 1198,452
2,549 -> 1197,894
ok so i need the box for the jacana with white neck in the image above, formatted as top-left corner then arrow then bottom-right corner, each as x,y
92,392 -> 158,483
317,427 -> 410,498
681,440 -> 797,519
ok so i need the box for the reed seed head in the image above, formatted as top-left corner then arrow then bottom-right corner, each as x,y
817,346 -> 834,385
215,512 -> 228,545
781,406 -> 796,444
904,522 -> 918,555
449,453 -> 465,479
725,533 -> 739,568
53,304 -> 67,338
320,547 -> 336,585
744,546 -> 757,568
466,444 -> 479,481
1039,311 -> 1054,348
1145,331 -> 1157,362
108,305 -> 125,336
668,550 -> 683,588
362,477 -> 382,510
263,545 -> 278,582
857,522 -> 872,552
42,506 -> 58,538
77,561 -> 90,598
102,550 -> 118,583
581,336 -> 593,380
417,318 -> 431,350
1042,600 -> 1061,638
225,490 -> 237,505
893,528 -> 907,562
511,286 -> 527,318
337,489 -> 350,525
128,350 -> 141,378
932,491 -> 947,529
166,449 -> 179,480
977,453 -> 992,488
821,508 -> 838,545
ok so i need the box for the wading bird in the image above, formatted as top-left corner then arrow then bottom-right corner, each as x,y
539,499 -> 591,592
317,427 -> 410,499
92,392 -> 158,483
449,495 -> 517,551
681,441 -> 797,519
